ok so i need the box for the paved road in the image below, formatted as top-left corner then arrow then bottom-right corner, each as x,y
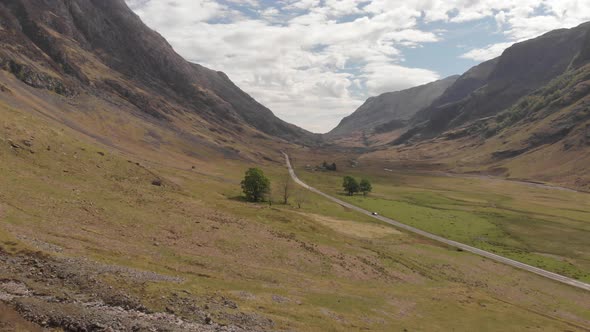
283,153 -> 590,292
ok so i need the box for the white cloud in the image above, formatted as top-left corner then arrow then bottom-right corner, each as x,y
126,0 -> 229,25
226,0 -> 259,6
363,63 -> 440,95
460,42 -> 514,61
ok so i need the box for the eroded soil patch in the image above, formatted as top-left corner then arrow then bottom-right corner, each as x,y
302,213 -> 401,239
0,247 -> 271,331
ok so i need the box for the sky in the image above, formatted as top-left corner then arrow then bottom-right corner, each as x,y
124,0 -> 590,133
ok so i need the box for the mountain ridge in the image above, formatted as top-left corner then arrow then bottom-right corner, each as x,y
397,21 -> 590,144
351,22 -> 590,190
327,75 -> 458,138
0,0 -> 319,148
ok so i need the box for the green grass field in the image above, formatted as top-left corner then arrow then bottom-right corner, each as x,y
294,155 -> 590,284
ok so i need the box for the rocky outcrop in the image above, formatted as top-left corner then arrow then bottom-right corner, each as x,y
0,58 -> 76,96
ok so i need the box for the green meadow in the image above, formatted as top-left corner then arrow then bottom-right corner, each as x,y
295,160 -> 590,283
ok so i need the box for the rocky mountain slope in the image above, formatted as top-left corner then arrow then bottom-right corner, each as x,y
396,22 -> 590,144
0,0 -> 318,152
327,76 -> 458,138
442,60 -> 590,189
361,22 -> 590,190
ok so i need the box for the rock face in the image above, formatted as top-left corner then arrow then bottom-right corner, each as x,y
398,21 -> 590,143
327,76 -> 458,138
0,0 -> 318,144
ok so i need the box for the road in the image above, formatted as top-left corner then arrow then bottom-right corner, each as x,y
283,152 -> 590,292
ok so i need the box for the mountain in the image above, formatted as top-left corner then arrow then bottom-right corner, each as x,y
327,76 -> 458,138
0,0 -> 318,149
397,21 -> 590,144
361,22 -> 590,190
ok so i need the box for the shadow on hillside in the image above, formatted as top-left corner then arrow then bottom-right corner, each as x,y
227,195 -> 289,207
227,195 -> 249,202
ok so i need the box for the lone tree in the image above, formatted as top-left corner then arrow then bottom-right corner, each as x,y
241,168 -> 270,202
342,176 -> 359,196
359,178 -> 372,196
282,175 -> 292,205
294,191 -> 307,209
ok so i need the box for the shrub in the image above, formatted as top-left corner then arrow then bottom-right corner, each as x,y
342,176 -> 359,196
241,168 -> 270,202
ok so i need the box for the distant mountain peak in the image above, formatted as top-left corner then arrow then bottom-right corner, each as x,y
327,75 -> 459,139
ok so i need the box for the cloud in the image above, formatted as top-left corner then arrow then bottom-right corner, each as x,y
362,63 -> 440,95
460,42 -> 514,61
126,0 -> 230,25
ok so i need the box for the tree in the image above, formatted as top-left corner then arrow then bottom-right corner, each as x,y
342,176 -> 359,196
241,168 -> 270,202
330,162 -> 337,171
359,178 -> 372,197
294,191 -> 307,208
282,175 -> 292,205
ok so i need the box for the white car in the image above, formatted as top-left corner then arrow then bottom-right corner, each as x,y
371,212 -> 378,216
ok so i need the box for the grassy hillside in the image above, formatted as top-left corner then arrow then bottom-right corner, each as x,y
399,22 -> 590,142
362,62 -> 590,193
1,81 -> 590,330
0,0 -> 318,145
363,23 -> 590,192
334,26 -> 590,190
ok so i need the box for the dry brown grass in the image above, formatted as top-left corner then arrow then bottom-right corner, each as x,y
301,212 -> 401,239
0,74 -> 589,331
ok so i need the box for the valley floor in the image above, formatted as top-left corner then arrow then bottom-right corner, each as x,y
293,149 -> 590,284
1,97 -> 590,330
285,153 -> 590,291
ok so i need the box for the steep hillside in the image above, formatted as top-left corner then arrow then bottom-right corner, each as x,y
368,60 -> 590,190
0,0 -> 318,149
328,76 -> 458,138
397,22 -> 590,144
411,59 -> 498,124
454,61 -> 590,188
